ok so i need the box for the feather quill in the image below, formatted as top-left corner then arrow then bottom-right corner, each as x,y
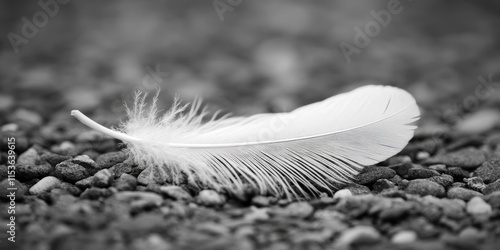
71,85 -> 419,198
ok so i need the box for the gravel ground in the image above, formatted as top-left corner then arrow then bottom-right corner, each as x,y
2,1 -> 500,250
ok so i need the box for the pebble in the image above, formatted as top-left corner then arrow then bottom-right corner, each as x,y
388,156 -> 412,165
251,195 -> 276,207
482,181 -> 500,195
92,169 -> 114,188
372,179 -> 396,193
80,187 -> 112,200
29,176 -> 62,195
334,226 -> 381,247
466,197 -> 492,216
416,151 -> 430,161
12,109 -> 43,126
345,183 -> 371,195
16,163 -> 53,180
355,167 -> 396,185
423,196 -> 466,219
96,151 -> 128,168
464,177 -> 486,192
456,109 -> 500,134
131,234 -> 172,250
475,159 -> 500,183
429,164 -> 447,173
407,168 -> 440,179
391,230 -> 418,244
196,190 -> 226,206
0,179 -> 27,200
388,162 -> 413,177
137,166 -> 166,186
41,152 -> 71,166
159,185 -> 192,201
273,202 -> 314,218
447,187 -> 483,201
451,182 -> 467,188
58,182 -> 82,196
113,173 -> 137,191
115,191 -> 163,209
111,161 -> 133,176
55,161 -> 91,183
428,174 -> 454,188
333,189 -> 353,199
75,176 -> 94,190
424,147 -> 486,169
447,167 -> 470,181
1,123 -> 18,132
459,227 -> 487,241
72,155 -> 98,171
405,179 -> 445,197
484,191 -> 500,208
17,147 -> 40,165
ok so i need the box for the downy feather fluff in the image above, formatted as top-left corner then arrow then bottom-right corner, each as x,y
72,85 -> 420,198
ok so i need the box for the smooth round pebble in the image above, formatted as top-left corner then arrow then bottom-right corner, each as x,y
159,185 -> 192,201
406,179 -> 445,197
392,230 -> 418,244
196,190 -> 226,206
333,189 -> 353,199
447,187 -> 483,201
334,226 -> 381,247
466,197 -> 492,216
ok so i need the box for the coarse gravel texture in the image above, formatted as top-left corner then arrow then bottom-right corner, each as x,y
2,1 -> 500,250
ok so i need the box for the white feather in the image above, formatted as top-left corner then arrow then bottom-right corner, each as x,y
71,85 -> 420,198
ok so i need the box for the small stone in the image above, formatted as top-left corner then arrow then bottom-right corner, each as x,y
96,151 -> 127,168
80,187 -> 112,200
388,162 -> 413,177
273,202 -> 314,218
114,173 -> 137,191
459,227 -> 487,241
1,123 -> 18,132
466,197 -> 492,216
482,181 -> 500,195
137,166 -> 166,186
115,191 -> 163,209
355,167 -> 396,185
429,164 -> 447,173
464,177 -> 486,192
392,230 -> 418,244
41,152 -> 71,166
475,158 -> 500,184
447,167 -> 470,181
456,109 -> 500,134
372,179 -> 396,193
406,179 -> 445,197
112,162 -> 133,176
16,163 -> 53,180
17,147 -> 40,165
484,191 -> 500,208
251,196 -> 276,207
131,234 -> 172,250
428,174 -> 454,188
345,183 -> 370,195
75,176 -> 94,190
55,161 -> 90,183
58,182 -> 82,196
408,168 -> 440,179
452,182 -> 467,188
159,185 -> 192,201
29,176 -> 62,195
424,147 -> 486,169
416,151 -> 430,161
0,179 -> 27,200
196,190 -> 226,206
72,155 -> 98,172
388,156 -> 412,165
92,169 -> 114,188
12,109 -> 43,126
333,189 -> 352,199
447,187 -> 483,201
334,226 -> 380,247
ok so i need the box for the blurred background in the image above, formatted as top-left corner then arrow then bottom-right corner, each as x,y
1,0 -> 500,134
